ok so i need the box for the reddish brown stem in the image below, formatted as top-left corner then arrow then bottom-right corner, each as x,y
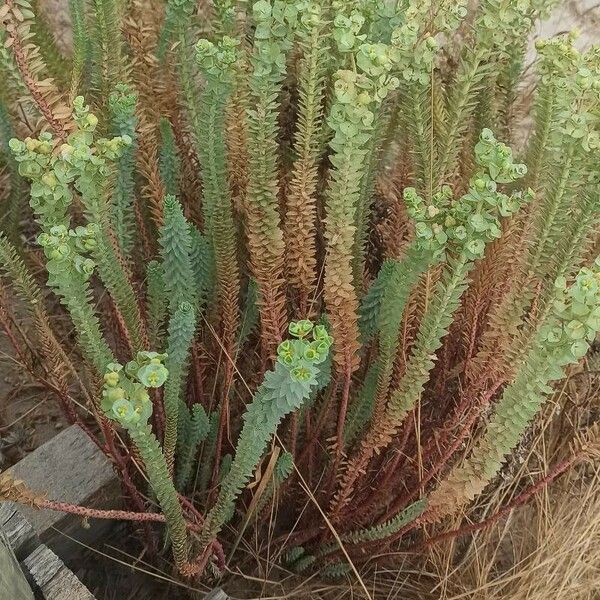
101,420 -> 150,523
335,361 -> 353,459
177,493 -> 205,525
108,296 -> 135,360
413,455 -> 576,551
295,376 -> 340,470
210,363 -> 234,493
288,412 -> 299,459
0,311 -> 31,367
190,343 -> 205,407
36,497 -> 202,531
382,383 -> 503,523
341,414 -> 416,525
0,308 -> 101,447
325,362 -> 354,501
151,387 -> 165,443
37,493 -> 225,579
133,193 -> 154,260
343,454 -> 579,566
2,1 -> 69,141
304,411 -> 314,485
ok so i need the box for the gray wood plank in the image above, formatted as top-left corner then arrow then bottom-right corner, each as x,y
0,531 -> 35,600
6,425 -> 120,561
22,545 -> 96,600
0,503 -> 39,560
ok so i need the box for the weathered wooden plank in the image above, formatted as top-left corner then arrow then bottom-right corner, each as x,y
6,425 -> 120,561
0,531 -> 35,600
22,544 -> 96,600
0,502 -> 39,560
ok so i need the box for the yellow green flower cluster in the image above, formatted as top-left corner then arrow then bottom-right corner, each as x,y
101,352 -> 169,428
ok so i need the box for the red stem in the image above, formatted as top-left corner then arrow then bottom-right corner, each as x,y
295,376 -> 339,470
288,412 -> 298,459
36,497 -> 202,531
100,420 -> 152,533
381,383 -> 502,523
31,489 -> 226,572
151,387 -> 165,442
328,360 -> 353,495
190,344 -> 205,407
210,363 -> 234,494
0,313 -> 101,448
3,1 -> 69,141
336,360 -> 353,457
414,455 -> 576,551
304,411 -> 314,485
0,313 -> 30,366
341,414 -> 416,525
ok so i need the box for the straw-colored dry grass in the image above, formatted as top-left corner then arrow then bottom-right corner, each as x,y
417,370 -> 600,600
91,466 -> 600,600
203,364 -> 600,600
421,469 -> 600,600
210,465 -> 600,600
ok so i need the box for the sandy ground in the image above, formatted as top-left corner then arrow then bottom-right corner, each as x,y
533,0 -> 600,51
